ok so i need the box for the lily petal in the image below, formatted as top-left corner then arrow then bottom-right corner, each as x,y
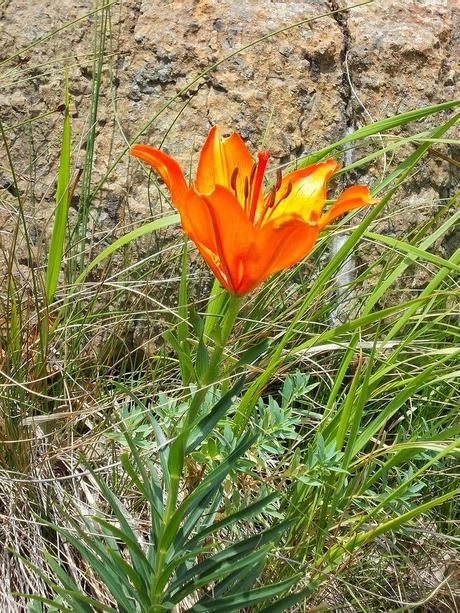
192,240 -> 230,290
241,218 -> 320,294
180,188 -> 218,252
195,126 -> 255,197
200,185 -> 256,293
267,159 -> 339,224
130,144 -> 187,207
319,185 -> 376,229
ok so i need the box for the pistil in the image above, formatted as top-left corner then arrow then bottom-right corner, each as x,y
248,151 -> 270,222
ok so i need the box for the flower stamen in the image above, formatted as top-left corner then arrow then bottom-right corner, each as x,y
249,162 -> 257,185
261,181 -> 293,225
230,167 -> 239,196
275,168 -> 282,191
278,181 -> 293,204
244,177 -> 249,211
255,185 -> 276,228
245,162 -> 257,213
267,186 -> 277,208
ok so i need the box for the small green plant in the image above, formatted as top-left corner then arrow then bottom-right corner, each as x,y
20,385 -> 303,612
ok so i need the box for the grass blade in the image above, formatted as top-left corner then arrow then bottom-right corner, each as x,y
45,75 -> 71,305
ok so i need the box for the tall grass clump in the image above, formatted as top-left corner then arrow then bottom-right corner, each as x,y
0,1 -> 458,611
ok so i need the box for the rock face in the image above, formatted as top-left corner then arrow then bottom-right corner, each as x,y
0,0 -> 459,287
347,0 -> 459,195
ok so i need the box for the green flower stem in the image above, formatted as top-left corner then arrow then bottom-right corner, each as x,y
150,292 -> 242,608
206,293 -> 242,383
181,292 -> 242,439
183,292 -> 242,431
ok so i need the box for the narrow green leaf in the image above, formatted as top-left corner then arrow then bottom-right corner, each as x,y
170,520 -> 291,598
84,465 -> 152,584
171,546 -> 271,603
186,377 -> 245,453
47,517 -> 135,610
162,433 -> 257,555
177,241 -> 193,384
187,492 -> 279,549
45,75 -> 71,304
15,594 -> 74,613
203,279 -> 226,339
352,354 -> 456,455
235,339 -> 270,367
186,576 -> 299,612
195,338 -> 210,384
365,231 -> 460,273
74,213 -> 180,284
163,330 -> 196,378
14,547 -> 117,613
177,240 -> 189,344
358,440 -> 460,529
343,488 -> 460,552
90,519 -> 151,607
334,355 -> 363,452
298,99 -> 460,167
372,112 -> 460,194
44,552 -> 93,613
211,559 -> 265,599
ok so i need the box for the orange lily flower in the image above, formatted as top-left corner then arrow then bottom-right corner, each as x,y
131,127 -> 376,295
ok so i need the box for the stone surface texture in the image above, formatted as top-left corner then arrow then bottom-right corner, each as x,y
0,0 -> 459,287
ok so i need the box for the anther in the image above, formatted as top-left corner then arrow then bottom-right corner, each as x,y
254,185 -> 278,228
278,182 -> 292,203
275,169 -> 282,192
267,186 -> 277,208
230,167 -> 239,193
244,177 -> 249,203
249,162 -> 257,186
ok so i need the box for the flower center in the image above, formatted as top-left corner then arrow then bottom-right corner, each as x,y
229,152 -> 293,226
255,171 -> 293,228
